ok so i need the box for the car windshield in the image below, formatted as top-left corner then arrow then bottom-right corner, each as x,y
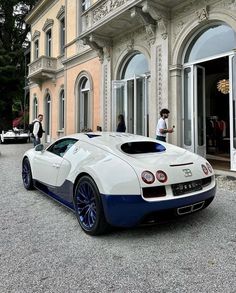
121,141 -> 166,154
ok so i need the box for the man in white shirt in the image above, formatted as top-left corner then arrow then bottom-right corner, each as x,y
156,108 -> 174,142
32,114 -> 44,146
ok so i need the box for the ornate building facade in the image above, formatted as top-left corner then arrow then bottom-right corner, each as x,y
26,0 -> 236,171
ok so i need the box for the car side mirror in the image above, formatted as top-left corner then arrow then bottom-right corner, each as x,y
35,144 -> 44,152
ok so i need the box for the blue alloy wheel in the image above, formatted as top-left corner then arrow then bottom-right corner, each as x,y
74,176 -> 109,235
22,158 -> 34,190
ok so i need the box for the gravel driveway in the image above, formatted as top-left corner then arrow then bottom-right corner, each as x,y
0,143 -> 235,293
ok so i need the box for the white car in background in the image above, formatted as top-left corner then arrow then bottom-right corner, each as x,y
1,128 -> 30,143
22,132 -> 216,235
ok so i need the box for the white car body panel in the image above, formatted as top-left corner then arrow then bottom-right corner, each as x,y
61,142 -> 141,195
31,151 -> 64,186
22,132 -> 216,229
24,132 -> 215,196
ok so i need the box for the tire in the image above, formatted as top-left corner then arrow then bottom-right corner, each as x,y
74,176 -> 110,236
22,158 -> 34,190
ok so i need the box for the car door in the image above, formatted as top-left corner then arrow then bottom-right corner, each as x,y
33,151 -> 63,186
32,138 -> 77,187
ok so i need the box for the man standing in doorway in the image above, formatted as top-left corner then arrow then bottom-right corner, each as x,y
32,114 -> 44,146
156,108 -> 174,142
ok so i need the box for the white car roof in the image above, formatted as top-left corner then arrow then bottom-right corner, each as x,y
67,132 -> 157,148
64,132 -> 179,156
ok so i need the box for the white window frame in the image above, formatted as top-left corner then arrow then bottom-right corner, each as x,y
46,29 -> 52,57
59,90 -> 65,130
60,17 -> 65,55
34,39 -> 39,60
33,96 -> 38,119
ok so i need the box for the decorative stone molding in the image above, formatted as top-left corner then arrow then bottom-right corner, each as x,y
82,34 -> 112,62
172,2 -> 210,42
92,0 -> 126,24
173,21 -> 185,42
103,64 -> 108,131
56,5 -> 65,19
169,64 -> 183,77
156,45 -> 163,111
196,6 -> 209,22
141,1 -> 168,40
172,0 -> 209,18
113,26 -> 149,66
32,30 -> 40,41
115,27 -> 146,48
42,18 -> 54,32
130,6 -> 156,43
171,0 -> 236,45
126,38 -> 134,52
221,0 -> 236,10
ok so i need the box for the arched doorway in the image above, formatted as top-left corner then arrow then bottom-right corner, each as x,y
112,52 -> 150,135
182,23 -> 236,171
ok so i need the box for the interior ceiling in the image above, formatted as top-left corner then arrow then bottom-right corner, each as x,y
202,57 -> 228,75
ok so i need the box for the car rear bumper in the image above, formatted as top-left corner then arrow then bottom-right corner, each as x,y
101,185 -> 216,227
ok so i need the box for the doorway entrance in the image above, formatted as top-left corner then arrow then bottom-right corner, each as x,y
183,56 -> 230,170
182,23 -> 236,171
203,57 -> 230,170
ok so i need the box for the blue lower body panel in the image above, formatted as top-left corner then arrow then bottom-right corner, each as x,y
101,186 -> 216,227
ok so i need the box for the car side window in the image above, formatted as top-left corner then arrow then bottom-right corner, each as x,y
47,138 -> 78,157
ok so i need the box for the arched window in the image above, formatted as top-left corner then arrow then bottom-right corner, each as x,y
78,76 -> 91,131
33,96 -> 38,119
184,24 -> 236,63
46,29 -> 52,57
45,94 -> 51,142
34,39 -> 39,60
60,17 -> 65,54
121,53 -> 149,79
59,89 -> 65,130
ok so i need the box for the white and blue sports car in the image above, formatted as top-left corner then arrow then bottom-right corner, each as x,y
22,132 -> 216,235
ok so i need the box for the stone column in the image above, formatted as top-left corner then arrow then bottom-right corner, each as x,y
101,58 -> 112,131
169,64 -> 182,146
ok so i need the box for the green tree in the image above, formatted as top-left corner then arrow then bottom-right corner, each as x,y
0,0 -> 38,130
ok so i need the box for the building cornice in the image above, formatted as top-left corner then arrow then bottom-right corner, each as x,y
25,0 -> 56,24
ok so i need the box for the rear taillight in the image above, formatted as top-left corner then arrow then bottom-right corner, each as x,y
156,170 -> 168,183
201,164 -> 208,175
206,162 -> 213,173
141,171 -> 155,184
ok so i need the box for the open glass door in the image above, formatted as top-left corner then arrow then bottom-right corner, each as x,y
182,65 -> 206,156
194,65 -> 206,157
229,53 -> 236,170
112,75 -> 149,135
112,80 -> 126,131
126,76 -> 146,134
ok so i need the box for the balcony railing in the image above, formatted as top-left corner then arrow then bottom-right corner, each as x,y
28,56 -> 57,83
81,0 -> 141,35
79,0 -> 170,62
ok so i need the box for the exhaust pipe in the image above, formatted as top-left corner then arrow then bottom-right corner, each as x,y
177,201 -> 205,215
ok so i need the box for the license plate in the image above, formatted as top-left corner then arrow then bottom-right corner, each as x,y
172,180 -> 202,196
